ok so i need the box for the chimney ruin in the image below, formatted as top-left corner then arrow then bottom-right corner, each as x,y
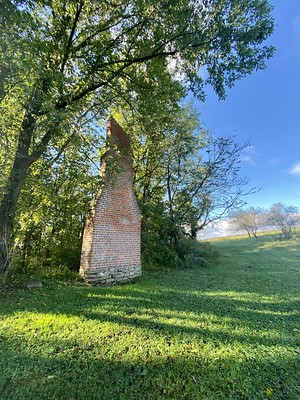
79,117 -> 141,285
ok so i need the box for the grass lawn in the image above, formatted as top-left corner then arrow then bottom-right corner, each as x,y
0,233 -> 299,399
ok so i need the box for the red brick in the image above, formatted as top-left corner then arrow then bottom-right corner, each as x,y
80,117 -> 141,285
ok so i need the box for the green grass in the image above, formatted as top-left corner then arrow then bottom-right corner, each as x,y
0,233 -> 299,399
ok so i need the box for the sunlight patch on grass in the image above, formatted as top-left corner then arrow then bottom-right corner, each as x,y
1,231 -> 300,399
200,290 -> 281,303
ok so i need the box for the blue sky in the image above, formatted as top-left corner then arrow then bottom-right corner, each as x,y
197,0 -> 300,210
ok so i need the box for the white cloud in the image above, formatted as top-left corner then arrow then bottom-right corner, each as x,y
240,145 -> 260,165
288,162 -> 300,176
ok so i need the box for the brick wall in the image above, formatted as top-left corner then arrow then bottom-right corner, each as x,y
80,117 -> 141,285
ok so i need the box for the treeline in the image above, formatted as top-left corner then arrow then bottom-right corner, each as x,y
229,203 -> 300,239
0,1 -> 274,274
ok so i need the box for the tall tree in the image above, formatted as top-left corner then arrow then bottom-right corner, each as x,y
168,135 -> 255,239
14,114 -> 102,271
121,104 -> 256,256
0,0 -> 274,272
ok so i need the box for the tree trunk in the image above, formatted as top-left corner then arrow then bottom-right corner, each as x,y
0,160 -> 32,273
0,112 -> 35,273
0,224 -> 9,274
191,220 -> 198,240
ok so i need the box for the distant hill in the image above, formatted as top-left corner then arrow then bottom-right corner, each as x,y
197,220 -> 275,240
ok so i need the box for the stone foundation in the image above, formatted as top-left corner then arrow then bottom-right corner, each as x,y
82,265 -> 142,285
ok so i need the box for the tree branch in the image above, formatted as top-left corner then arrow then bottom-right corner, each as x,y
30,125 -> 58,162
55,30 -> 220,110
60,1 -> 84,73
72,12 -> 138,53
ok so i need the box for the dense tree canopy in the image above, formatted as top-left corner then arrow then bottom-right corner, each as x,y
0,0 -> 275,272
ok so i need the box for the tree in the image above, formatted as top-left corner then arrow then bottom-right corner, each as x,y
176,136 -> 257,239
267,202 -> 299,239
119,103 -> 256,269
0,0 -> 274,273
14,118 -> 102,272
229,207 -> 265,238
162,132 -> 255,241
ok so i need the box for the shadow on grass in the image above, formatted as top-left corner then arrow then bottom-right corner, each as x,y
0,329 -> 299,400
1,279 -> 299,349
1,275 -> 300,399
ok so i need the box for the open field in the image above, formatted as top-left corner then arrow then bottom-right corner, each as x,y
0,233 -> 299,399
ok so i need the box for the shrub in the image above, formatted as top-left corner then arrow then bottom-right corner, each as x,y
141,231 -> 180,270
177,238 -> 219,268
142,229 -> 219,270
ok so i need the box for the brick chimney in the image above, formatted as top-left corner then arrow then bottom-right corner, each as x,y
80,117 -> 141,285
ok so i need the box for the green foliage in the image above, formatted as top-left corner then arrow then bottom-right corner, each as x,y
140,202 -> 181,270
124,102 -> 252,272
141,236 -> 181,271
140,200 -> 219,271
0,0 -> 275,273
177,238 -> 219,269
1,232 -> 299,399
11,120 -> 103,272
1,262 -> 82,290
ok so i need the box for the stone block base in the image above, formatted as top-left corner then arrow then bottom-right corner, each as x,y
81,265 -> 142,285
